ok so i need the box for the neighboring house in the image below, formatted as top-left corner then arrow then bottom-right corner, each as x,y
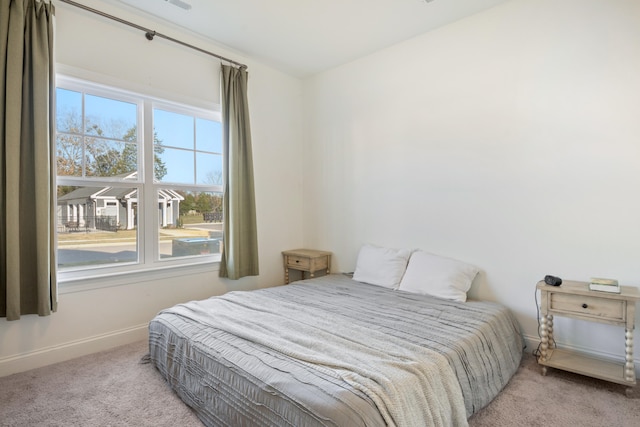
57,172 -> 183,231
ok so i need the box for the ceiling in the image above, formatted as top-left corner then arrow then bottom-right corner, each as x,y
110,0 -> 512,77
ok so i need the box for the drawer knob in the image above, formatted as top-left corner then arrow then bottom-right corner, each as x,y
296,260 -> 300,263
582,303 -> 588,309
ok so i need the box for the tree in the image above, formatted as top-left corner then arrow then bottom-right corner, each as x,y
56,110 -> 168,181
204,169 -> 223,185
196,192 -> 222,213
56,110 -> 83,177
177,192 -> 222,216
180,192 -> 197,216
152,136 -> 168,181
195,193 -> 213,213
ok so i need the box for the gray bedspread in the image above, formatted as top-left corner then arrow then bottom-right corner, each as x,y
149,275 -> 523,427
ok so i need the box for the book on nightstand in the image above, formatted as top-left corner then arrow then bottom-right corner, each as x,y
589,277 -> 620,293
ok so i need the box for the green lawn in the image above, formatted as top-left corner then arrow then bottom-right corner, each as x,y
180,214 -> 212,225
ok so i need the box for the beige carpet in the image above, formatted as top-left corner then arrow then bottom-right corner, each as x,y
0,340 -> 638,426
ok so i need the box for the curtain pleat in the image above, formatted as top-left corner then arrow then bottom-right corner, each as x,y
1,0 -> 57,320
219,64 -> 259,279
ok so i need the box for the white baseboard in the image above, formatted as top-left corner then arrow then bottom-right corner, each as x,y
0,323 -> 148,378
522,333 -> 640,376
2,329 -> 637,378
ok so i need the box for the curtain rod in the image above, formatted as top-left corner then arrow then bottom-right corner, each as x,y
59,0 -> 248,70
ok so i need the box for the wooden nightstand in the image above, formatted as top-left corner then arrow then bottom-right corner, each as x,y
282,249 -> 332,284
536,280 -> 639,396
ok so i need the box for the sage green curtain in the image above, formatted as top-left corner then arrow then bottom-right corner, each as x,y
219,64 -> 259,279
1,0 -> 57,320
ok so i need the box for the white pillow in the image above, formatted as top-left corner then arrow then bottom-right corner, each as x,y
398,251 -> 479,302
352,244 -> 412,289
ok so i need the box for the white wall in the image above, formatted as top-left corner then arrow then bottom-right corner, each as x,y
0,0 -> 304,376
303,0 -> 640,363
4,0 -> 639,378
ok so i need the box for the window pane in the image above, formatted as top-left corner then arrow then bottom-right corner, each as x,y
85,139 -> 138,178
56,88 -> 82,133
57,185 -> 138,269
55,79 -> 224,278
196,152 -> 222,185
159,190 -> 223,259
154,109 -> 194,150
56,134 -> 83,176
156,147 -> 194,184
85,94 -> 137,140
196,118 -> 222,153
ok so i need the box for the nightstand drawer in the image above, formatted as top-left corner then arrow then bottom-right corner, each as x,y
286,255 -> 310,269
549,293 -> 625,321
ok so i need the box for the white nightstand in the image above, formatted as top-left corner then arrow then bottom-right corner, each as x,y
282,249 -> 331,284
536,280 -> 639,396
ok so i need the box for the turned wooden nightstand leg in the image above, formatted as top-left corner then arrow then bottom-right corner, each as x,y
285,267 -> 289,284
539,314 -> 554,376
624,329 -> 634,383
540,314 -> 549,363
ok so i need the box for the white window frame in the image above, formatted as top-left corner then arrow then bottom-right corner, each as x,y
56,75 -> 223,290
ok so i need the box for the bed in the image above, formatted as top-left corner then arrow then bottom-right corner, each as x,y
149,273 -> 523,427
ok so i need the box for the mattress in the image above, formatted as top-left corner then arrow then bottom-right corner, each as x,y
149,274 -> 523,427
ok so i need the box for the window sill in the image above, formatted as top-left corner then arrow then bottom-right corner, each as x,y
58,259 -> 220,294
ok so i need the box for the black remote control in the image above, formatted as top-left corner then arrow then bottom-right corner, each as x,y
544,275 -> 562,286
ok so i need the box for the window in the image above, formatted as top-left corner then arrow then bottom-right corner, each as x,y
56,77 -> 223,278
